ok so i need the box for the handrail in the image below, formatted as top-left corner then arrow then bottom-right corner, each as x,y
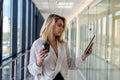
2,50 -> 25,62
0,50 -> 30,69
2,48 -> 30,62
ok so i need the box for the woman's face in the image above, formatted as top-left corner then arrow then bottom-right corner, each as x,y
53,19 -> 64,37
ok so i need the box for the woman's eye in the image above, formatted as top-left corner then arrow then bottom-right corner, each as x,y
58,24 -> 63,28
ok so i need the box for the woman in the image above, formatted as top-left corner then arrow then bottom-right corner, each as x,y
28,14 -> 93,80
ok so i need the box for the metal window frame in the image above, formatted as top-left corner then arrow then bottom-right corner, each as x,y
26,0 -> 32,76
33,3 -> 36,41
0,0 -> 3,79
21,0 -> 26,79
11,0 -> 18,79
31,3 -> 33,45
27,0 -> 31,49
31,3 -> 35,42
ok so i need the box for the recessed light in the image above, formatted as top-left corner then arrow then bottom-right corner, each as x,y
57,2 -> 74,9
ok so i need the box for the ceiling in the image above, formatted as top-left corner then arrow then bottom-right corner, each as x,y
32,0 -> 94,23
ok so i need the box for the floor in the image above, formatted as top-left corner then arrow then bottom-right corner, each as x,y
26,70 -> 83,80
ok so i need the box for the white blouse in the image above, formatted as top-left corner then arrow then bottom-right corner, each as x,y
28,38 -> 84,80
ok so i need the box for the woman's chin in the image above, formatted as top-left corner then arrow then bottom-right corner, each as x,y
56,35 -> 61,37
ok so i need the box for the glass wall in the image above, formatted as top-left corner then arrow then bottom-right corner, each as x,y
1,0 -> 44,80
70,18 -> 77,57
108,0 -> 120,79
78,0 -> 120,80
2,0 -> 12,79
2,0 -> 11,60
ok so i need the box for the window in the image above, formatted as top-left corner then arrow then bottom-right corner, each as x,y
2,0 -> 11,59
2,0 -> 12,79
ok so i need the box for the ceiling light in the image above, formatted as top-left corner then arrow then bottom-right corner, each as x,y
58,5 -> 73,9
57,2 -> 74,9
58,2 -> 73,6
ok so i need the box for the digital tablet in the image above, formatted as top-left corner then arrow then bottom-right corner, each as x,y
84,35 -> 95,54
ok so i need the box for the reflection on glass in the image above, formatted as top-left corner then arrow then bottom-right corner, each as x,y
77,0 -> 120,80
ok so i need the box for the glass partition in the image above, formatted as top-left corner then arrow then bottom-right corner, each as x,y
77,0 -> 120,80
70,18 -> 77,57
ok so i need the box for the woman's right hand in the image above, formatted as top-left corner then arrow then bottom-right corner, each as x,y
36,48 -> 48,67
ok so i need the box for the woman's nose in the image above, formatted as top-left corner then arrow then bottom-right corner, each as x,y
60,27 -> 64,32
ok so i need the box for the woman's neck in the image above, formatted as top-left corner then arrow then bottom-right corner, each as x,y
51,38 -> 57,44
51,36 -> 57,42
48,36 -> 58,44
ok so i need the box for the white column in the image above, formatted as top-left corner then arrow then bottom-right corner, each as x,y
76,15 -> 80,58
68,24 -> 72,51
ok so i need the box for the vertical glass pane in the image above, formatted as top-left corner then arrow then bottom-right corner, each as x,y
88,6 -> 97,80
107,14 -> 112,62
109,0 -> 120,79
70,19 -> 77,57
79,8 -> 90,79
2,0 -> 11,59
113,19 -> 120,66
78,0 -> 109,80
2,65 -> 11,80
97,19 -> 101,57
101,16 -> 106,59
17,0 -> 22,53
17,0 -> 22,80
79,8 -> 89,54
17,57 -> 21,80
96,0 -> 108,80
2,0 -> 12,79
114,19 -> 120,45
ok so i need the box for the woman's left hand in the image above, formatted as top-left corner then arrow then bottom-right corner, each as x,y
82,43 -> 93,61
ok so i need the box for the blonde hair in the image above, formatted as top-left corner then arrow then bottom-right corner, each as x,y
40,14 -> 66,43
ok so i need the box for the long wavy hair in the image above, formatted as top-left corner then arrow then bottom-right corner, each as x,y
40,14 -> 66,43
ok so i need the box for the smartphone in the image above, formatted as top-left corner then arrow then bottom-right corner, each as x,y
43,43 -> 50,52
84,35 -> 95,54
